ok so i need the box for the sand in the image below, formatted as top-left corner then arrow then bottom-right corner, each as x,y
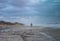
0,26 -> 60,41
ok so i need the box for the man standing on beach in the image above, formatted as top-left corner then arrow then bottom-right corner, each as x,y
30,23 -> 32,27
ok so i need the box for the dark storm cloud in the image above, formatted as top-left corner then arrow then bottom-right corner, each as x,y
33,0 -> 60,16
0,0 -> 36,16
0,0 -> 60,16
8,0 -> 28,7
0,0 -> 8,3
0,0 -> 60,26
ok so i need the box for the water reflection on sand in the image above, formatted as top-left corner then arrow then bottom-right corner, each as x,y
0,26 -> 59,41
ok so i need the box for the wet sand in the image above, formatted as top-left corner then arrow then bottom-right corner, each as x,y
0,26 -> 60,41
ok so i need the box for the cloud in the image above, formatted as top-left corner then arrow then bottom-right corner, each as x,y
54,0 -> 60,2
0,0 -> 8,3
0,16 -> 5,18
0,0 -> 51,16
0,0 -> 60,26
13,16 -> 60,26
8,0 -> 28,7
0,0 -> 60,16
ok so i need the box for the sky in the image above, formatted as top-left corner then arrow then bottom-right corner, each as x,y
0,0 -> 60,26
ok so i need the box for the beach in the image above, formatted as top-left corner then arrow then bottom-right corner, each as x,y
0,26 -> 60,41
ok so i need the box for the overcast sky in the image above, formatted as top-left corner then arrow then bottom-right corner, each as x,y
0,0 -> 60,26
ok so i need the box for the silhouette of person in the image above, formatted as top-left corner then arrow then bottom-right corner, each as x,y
30,23 -> 32,27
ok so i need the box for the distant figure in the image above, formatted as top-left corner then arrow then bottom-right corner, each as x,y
30,23 -> 32,27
